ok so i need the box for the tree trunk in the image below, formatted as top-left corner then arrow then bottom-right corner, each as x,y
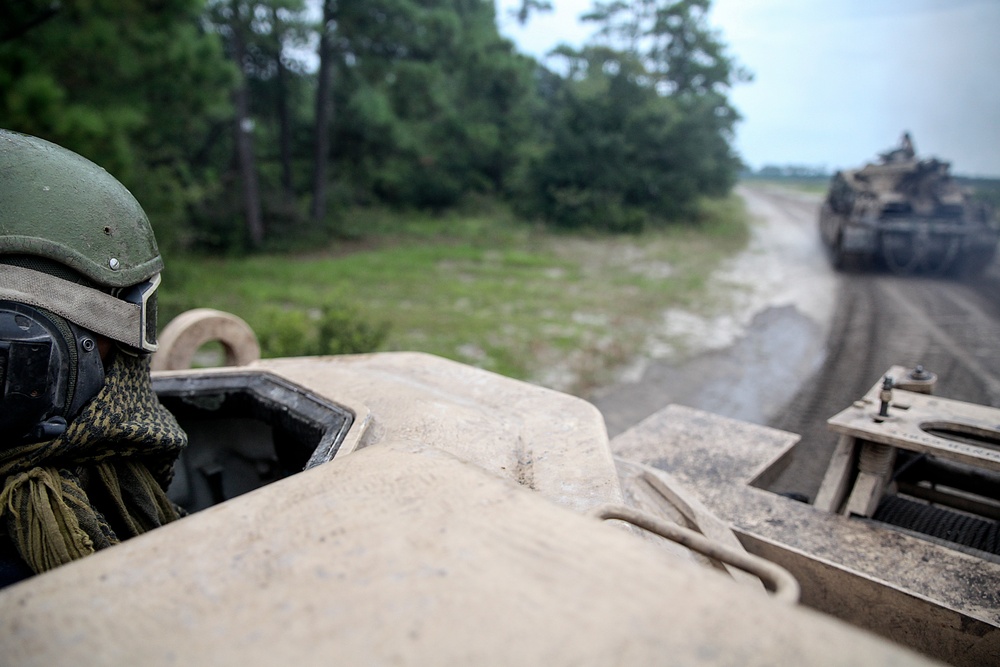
273,6 -> 294,198
231,1 -> 265,247
311,0 -> 335,223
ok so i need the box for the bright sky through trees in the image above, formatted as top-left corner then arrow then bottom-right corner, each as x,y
496,0 -> 1000,176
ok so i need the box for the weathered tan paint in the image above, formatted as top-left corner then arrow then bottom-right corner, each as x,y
826,366 -> 1000,472
0,441 -> 936,666
817,365 -> 1000,517
151,307 -> 261,371
0,327 -> 952,665
155,352 -> 624,514
612,403 -> 1000,666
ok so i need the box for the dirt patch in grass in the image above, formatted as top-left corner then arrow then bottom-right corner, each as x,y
161,195 -> 751,396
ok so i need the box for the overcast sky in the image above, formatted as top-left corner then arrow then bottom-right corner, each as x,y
495,0 -> 1000,177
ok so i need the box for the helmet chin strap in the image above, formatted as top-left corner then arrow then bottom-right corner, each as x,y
0,302 -> 106,443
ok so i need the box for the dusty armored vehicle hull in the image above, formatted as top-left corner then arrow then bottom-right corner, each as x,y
0,352 -> 913,666
1,311 -> 995,665
819,148 -> 999,275
621,368 -> 1000,666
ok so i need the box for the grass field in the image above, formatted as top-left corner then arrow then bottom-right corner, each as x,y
160,196 -> 751,395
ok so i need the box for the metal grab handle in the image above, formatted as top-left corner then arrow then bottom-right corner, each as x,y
590,504 -> 801,604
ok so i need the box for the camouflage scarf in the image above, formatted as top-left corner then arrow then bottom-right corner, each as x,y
0,352 -> 187,574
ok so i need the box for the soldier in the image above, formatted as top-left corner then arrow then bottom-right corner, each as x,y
0,129 -> 187,585
881,132 -> 916,163
899,132 -> 915,160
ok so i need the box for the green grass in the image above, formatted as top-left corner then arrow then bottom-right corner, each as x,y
160,195 -> 751,395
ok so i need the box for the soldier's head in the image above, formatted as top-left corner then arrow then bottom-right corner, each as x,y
0,129 -> 163,443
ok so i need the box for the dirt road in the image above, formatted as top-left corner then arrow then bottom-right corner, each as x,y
769,259 -> 1000,498
590,183 -> 1000,499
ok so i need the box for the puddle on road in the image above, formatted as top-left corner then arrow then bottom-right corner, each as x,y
592,186 -> 840,436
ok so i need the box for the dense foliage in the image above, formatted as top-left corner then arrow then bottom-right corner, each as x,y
330,1 -> 537,207
527,0 -> 748,230
1,0 -> 235,248
1,0 -> 748,247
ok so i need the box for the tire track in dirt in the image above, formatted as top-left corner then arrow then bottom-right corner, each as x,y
879,279 -> 1000,403
593,183 -> 1000,501
592,184 -> 837,440
768,269 -> 1000,499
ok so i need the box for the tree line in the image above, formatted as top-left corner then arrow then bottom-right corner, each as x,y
1,0 -> 748,251
748,165 -> 831,179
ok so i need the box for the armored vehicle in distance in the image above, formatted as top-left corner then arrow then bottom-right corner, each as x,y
819,134 -> 998,275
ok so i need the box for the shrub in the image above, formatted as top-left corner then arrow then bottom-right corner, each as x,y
253,304 -> 388,358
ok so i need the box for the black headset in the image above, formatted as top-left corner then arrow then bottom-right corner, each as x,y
0,301 -> 106,443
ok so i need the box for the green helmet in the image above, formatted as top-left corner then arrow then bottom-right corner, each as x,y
0,129 -> 164,440
0,129 -> 161,352
0,129 -> 162,288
